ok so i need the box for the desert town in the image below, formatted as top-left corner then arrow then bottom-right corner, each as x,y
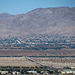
0,56 -> 75,75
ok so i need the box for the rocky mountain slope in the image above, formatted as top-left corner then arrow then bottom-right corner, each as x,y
0,7 -> 75,37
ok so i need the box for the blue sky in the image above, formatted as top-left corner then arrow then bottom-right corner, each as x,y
0,0 -> 75,15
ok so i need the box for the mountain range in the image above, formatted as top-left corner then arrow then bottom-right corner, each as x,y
0,7 -> 75,37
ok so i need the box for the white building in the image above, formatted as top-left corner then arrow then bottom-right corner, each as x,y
0,71 -> 8,74
27,71 -> 37,74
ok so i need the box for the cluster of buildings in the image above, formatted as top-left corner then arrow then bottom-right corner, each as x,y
0,69 -> 75,75
60,69 -> 75,74
0,71 -> 20,75
0,34 -> 75,48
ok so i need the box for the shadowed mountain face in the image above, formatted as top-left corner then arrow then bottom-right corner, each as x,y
0,7 -> 75,37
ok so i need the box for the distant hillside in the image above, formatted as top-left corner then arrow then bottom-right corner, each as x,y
0,7 -> 75,37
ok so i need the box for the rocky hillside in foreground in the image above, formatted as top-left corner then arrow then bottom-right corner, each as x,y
0,7 -> 75,37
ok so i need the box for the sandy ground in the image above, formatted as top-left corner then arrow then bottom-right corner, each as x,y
0,57 -> 75,67
31,57 -> 75,67
0,57 -> 38,67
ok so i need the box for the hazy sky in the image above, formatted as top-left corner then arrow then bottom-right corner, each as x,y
0,0 -> 75,15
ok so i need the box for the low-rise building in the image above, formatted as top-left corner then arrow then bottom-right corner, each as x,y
0,71 -> 8,74
27,71 -> 37,74
41,71 -> 49,74
12,71 -> 20,75
60,69 -> 75,74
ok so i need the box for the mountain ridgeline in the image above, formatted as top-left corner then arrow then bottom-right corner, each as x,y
0,7 -> 75,37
